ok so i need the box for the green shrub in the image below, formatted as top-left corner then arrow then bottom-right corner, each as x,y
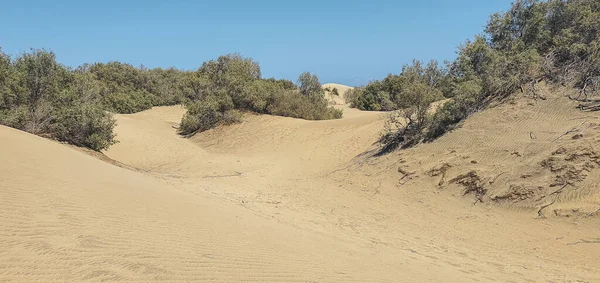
378,83 -> 437,152
243,79 -> 286,112
179,92 -> 235,135
0,49 -> 118,151
84,61 -> 188,114
103,91 -> 153,114
49,104 -> 116,151
267,90 -> 342,120
179,55 -> 342,136
344,87 -> 363,107
425,97 -> 474,141
0,105 -> 29,130
298,72 -> 324,99
349,60 -> 446,111
263,78 -> 297,90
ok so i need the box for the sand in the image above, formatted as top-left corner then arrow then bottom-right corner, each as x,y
1,83 -> 600,282
323,83 -> 352,105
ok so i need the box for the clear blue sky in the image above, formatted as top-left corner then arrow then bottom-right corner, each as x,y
0,0 -> 512,86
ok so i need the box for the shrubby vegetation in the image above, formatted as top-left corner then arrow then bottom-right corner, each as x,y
0,48 -> 194,150
4,0 -> 596,152
83,62 -> 186,113
178,55 -> 341,136
1,50 -> 341,149
370,0 -> 600,152
0,49 -> 116,151
347,60 -> 449,111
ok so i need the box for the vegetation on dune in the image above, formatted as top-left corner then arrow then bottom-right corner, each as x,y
178,55 -> 341,136
0,49 -> 116,151
0,48 -> 192,150
0,50 -> 341,149
347,60 -> 449,111
2,0 -> 598,153
364,0 -> 600,152
331,87 -> 339,96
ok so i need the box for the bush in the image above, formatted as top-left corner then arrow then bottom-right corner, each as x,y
49,104 -> 116,151
0,105 -> 29,130
179,92 -> 235,136
82,61 -> 188,114
102,90 -> 153,114
349,60 -> 446,111
179,55 -> 342,136
242,79 -> 286,112
378,82 -> 438,152
0,49 -> 118,151
425,97 -> 475,141
297,72 -> 324,99
267,90 -> 342,120
344,87 -> 363,107
262,78 -> 297,90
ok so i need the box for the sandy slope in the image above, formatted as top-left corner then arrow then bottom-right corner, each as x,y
2,83 -> 600,282
323,83 -> 352,105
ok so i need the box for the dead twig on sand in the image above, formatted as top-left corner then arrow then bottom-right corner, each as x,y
203,171 -> 242,178
538,199 -> 556,218
538,184 -> 569,218
399,169 -> 416,185
490,171 -> 508,184
552,121 -> 588,142
549,183 -> 569,196
568,116 -> 598,121
372,181 -> 382,197
567,238 -> 600,245
586,208 -> 600,218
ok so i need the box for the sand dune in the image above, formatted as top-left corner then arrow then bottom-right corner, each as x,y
323,83 -> 352,105
2,83 -> 600,281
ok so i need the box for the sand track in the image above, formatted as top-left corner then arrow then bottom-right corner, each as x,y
2,84 -> 600,282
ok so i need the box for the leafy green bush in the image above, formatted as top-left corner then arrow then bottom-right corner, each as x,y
178,55 -> 342,136
425,97 -> 476,141
267,90 -> 342,120
85,62 -> 187,113
378,82 -> 439,152
0,105 -> 28,130
243,79 -> 286,112
344,87 -> 363,107
103,90 -> 153,114
49,104 -> 116,151
297,72 -> 324,99
0,49 -> 117,151
349,60 -> 447,111
262,78 -> 297,90
179,92 -> 235,136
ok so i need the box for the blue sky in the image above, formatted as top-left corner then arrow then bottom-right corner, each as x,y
1,0 -> 512,86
